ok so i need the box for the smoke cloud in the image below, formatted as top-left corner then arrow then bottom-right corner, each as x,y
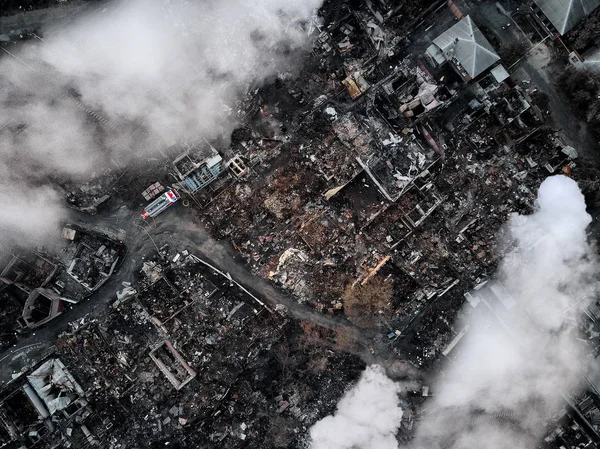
309,365 -> 403,449
0,0 -> 322,247
413,175 -> 598,449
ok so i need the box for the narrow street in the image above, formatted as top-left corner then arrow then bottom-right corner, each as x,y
0,0 -> 383,384
0,198 -> 375,384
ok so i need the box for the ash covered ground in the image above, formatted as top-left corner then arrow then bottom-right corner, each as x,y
1,1 -> 600,449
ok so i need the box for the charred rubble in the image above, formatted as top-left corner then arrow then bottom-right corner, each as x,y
189,0 -> 580,365
0,249 -> 368,449
181,1 -> 599,447
2,0 -> 600,448
0,224 -> 125,337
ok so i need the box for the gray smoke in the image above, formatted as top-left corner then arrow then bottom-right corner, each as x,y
0,0 -> 322,247
310,365 -> 404,449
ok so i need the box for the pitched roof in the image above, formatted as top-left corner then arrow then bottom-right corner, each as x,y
432,15 -> 500,79
534,0 -> 600,35
583,47 -> 600,68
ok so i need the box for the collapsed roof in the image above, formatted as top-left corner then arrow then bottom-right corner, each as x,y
430,15 -> 500,78
26,358 -> 84,416
533,0 -> 600,35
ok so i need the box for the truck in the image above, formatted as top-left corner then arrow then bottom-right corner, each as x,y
141,189 -> 180,219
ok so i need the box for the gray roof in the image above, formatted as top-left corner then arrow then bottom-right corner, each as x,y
534,0 -> 600,35
491,64 -> 510,82
432,15 -> 500,79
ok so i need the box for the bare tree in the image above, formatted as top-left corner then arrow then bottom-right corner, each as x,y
342,278 -> 393,328
275,343 -> 293,383
334,326 -> 358,351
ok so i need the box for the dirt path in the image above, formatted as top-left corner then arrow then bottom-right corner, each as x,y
155,217 -> 373,338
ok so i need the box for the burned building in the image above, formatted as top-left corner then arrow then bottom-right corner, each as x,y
0,253 -> 58,296
20,288 -> 69,329
358,135 -> 438,202
0,225 -> 125,331
169,143 -> 225,194
66,240 -> 120,292
149,340 -> 197,390
0,358 -> 106,448
56,225 -> 125,300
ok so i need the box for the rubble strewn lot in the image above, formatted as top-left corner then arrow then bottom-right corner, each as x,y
2,0 -> 600,448
0,224 -> 125,335
1,253 -> 368,449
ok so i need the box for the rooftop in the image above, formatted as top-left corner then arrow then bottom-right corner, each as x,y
431,15 -> 500,78
534,0 -> 600,35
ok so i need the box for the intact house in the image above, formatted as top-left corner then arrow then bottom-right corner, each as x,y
426,15 -> 500,82
530,0 -> 600,36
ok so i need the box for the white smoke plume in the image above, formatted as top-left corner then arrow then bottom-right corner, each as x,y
308,176 -> 598,449
0,168 -> 63,246
0,0 -> 322,247
310,365 -> 403,449
411,175 -> 599,449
